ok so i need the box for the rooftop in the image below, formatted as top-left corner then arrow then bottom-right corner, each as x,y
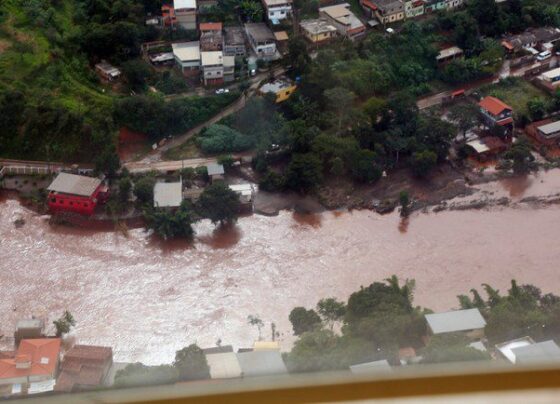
201,51 -> 224,66
512,340 -> 560,364
236,351 -> 288,377
206,352 -> 242,379
245,23 -> 276,42
174,0 -> 196,9
202,345 -> 234,355
253,341 -> 280,351
274,31 -> 289,41
436,46 -> 463,60
153,181 -> 183,208
172,41 -> 201,62
47,173 -> 102,197
371,0 -> 404,12
16,319 -> 43,330
0,339 -> 61,380
300,18 -> 337,35
263,0 -> 293,5
206,163 -> 225,176
224,26 -> 246,45
319,3 -> 364,31
479,96 -> 513,116
95,61 -> 121,77
55,345 -> 113,392
537,120 -> 560,137
496,336 -> 535,363
425,308 -> 486,334
350,360 -> 392,374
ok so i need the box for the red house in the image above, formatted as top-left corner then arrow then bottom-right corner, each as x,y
47,173 -> 109,216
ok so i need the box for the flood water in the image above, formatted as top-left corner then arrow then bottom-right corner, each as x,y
2,171 -> 560,364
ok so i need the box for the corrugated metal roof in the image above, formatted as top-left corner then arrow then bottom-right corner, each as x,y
513,340 -> 560,364
425,308 -> 486,334
537,120 -> 560,136
153,181 -> 183,208
47,173 -> 102,197
206,163 -> 225,176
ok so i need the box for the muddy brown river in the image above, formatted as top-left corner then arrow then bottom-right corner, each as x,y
2,171 -> 560,364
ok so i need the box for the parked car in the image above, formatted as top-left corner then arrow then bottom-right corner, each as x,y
215,88 -> 230,95
536,50 -> 552,61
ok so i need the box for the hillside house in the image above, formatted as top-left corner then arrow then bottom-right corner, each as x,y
501,27 -> 560,53
424,0 -> 446,12
425,308 -> 486,340
224,26 -> 246,56
368,0 -> 405,24
0,339 -> 61,397
436,46 -> 464,64
444,0 -> 463,9
262,0 -> 293,24
206,352 -> 242,379
404,0 -> 424,18
300,18 -> 338,43
245,23 -> 277,60
174,0 -> 197,30
172,41 -> 201,75
201,51 -> 224,85
540,67 -> 560,91
47,173 -> 109,216
54,345 -> 113,393
319,3 -> 365,40
479,96 -> 514,129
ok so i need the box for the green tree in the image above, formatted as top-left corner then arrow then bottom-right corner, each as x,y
421,334 -> 491,364
410,150 -> 437,178
329,157 -> 345,177
527,97 -> 546,121
196,182 -> 241,225
118,176 -> 132,204
324,87 -> 356,135
122,59 -> 154,92
53,311 -> 76,337
399,190 -> 410,218
144,203 -> 195,240
173,344 -> 210,381
289,307 -> 322,336
133,175 -> 156,205
449,103 -> 481,140
287,36 -> 311,76
317,298 -> 346,330
350,149 -> 382,183
284,153 -> 323,193
504,136 -> 534,174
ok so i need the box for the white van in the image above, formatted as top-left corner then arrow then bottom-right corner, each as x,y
536,50 -> 552,61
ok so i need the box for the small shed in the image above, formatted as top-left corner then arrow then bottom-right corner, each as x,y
495,336 -> 536,363
153,181 -> 183,208
425,308 -> 486,339
206,163 -> 225,182
512,340 -> 560,365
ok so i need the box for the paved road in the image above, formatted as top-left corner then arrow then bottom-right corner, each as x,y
133,67 -> 286,166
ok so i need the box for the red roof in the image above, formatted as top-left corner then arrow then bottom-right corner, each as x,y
361,0 -> 377,10
199,22 -> 223,32
0,339 -> 61,380
479,96 -> 512,116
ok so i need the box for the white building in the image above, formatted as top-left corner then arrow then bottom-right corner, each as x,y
262,0 -> 293,24
172,41 -> 201,75
201,51 -> 224,86
153,181 -> 183,208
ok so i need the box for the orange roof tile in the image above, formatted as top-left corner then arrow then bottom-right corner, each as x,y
479,96 -> 512,116
0,339 -> 61,380
200,22 -> 223,32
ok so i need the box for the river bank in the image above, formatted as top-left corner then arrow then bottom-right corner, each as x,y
3,169 -> 560,364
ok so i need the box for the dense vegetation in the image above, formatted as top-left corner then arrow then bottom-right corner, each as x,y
286,277 -> 560,372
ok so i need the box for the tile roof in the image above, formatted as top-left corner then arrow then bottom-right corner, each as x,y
200,22 -> 223,31
479,96 -> 512,116
0,339 -> 61,380
55,345 -> 113,392
47,173 -> 102,197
